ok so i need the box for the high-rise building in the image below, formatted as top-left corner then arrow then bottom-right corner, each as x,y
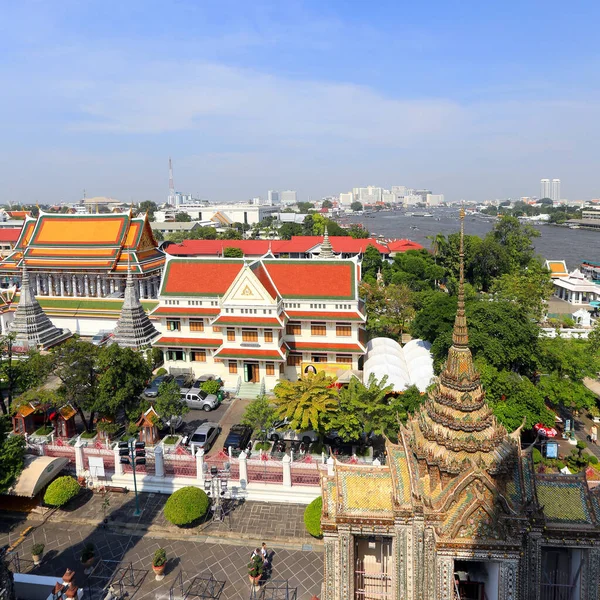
280,190 -> 297,206
268,190 -> 280,205
426,194 -> 445,206
551,179 -> 561,202
540,178 -> 551,199
356,186 -> 382,204
339,192 -> 353,206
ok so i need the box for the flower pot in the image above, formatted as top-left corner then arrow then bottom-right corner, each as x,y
153,563 -> 166,581
249,574 -> 261,585
82,557 -> 95,574
32,554 -> 42,566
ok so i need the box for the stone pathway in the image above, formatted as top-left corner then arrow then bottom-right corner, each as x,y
1,492 -> 323,599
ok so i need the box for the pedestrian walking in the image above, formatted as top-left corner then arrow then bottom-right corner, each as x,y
591,425 -> 598,445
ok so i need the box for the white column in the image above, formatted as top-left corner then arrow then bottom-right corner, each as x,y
196,448 -> 205,484
139,280 -> 144,299
47,274 -> 52,296
74,440 -> 85,477
154,445 -> 164,478
84,275 -> 89,296
72,275 -> 77,296
238,450 -> 248,485
282,454 -> 292,487
59,276 -> 65,296
327,456 -> 335,477
114,445 -> 123,476
110,279 -> 115,294
96,276 -> 102,298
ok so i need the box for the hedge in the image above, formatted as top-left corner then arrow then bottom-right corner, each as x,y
304,496 -> 323,538
164,486 -> 210,526
44,476 -> 80,507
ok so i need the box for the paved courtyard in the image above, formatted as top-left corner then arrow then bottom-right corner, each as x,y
0,492 -> 323,599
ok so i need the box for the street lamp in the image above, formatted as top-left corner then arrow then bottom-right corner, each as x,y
118,440 -> 146,516
203,464 -> 230,522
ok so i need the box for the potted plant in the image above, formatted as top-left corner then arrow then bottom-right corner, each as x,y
31,543 -> 44,565
247,554 -> 264,586
152,548 -> 167,580
80,543 -> 95,573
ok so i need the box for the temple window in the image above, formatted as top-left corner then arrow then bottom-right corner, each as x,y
266,363 -> 275,376
167,349 -> 185,361
311,322 -> 326,336
336,324 -> 352,337
167,319 -> 181,332
242,329 -> 258,342
286,322 -> 301,335
227,329 -> 236,341
189,320 -> 204,332
264,330 -> 273,342
191,350 -> 206,362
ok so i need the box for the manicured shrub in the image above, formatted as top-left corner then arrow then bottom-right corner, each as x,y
556,461 -> 566,470
588,455 -> 598,465
153,549 -> 166,567
201,380 -> 221,395
304,496 -> 323,538
155,368 -> 168,377
43,476 -> 80,507
532,448 -> 542,464
164,486 -> 210,526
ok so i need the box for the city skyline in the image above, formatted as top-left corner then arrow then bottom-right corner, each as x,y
1,1 -> 600,204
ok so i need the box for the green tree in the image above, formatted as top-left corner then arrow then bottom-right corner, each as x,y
361,282 -> 414,340
153,229 -> 164,241
218,228 -> 243,240
174,212 -> 191,222
361,245 -> 383,281
241,395 -> 277,442
302,215 -> 314,236
223,246 -> 244,258
138,201 -> 157,219
13,388 -> 61,431
53,339 -> 99,431
278,222 -> 303,240
273,372 -> 339,439
490,215 -> 539,272
588,321 -> 600,354
410,292 -> 457,345
490,260 -> 554,321
322,199 -> 333,209
297,202 -> 314,213
96,345 -> 151,419
0,416 -> 25,493
476,359 -> 553,432
348,224 -> 370,239
350,201 -> 363,212
538,373 -> 596,414
154,380 -> 189,434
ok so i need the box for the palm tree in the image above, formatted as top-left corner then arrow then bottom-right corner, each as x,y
273,371 -> 339,438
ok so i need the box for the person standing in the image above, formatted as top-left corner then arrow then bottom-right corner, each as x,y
591,425 -> 598,445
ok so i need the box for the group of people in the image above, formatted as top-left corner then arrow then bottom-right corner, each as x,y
251,543 -> 271,572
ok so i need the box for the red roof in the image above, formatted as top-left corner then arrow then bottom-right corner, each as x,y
153,336 -> 222,347
286,341 -> 364,353
211,316 -> 283,327
161,259 -> 244,296
386,239 -> 424,252
166,240 -> 287,256
214,347 -> 285,360
250,262 -> 278,299
151,307 -> 220,317
0,228 -> 22,243
285,310 -> 365,321
263,260 -> 356,300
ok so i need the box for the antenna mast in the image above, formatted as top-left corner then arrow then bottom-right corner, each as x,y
168,157 -> 175,205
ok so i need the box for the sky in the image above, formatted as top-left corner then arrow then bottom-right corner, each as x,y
1,0 -> 600,204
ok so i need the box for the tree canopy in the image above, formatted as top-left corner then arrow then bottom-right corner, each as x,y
0,416 -> 25,494
223,247 -> 244,258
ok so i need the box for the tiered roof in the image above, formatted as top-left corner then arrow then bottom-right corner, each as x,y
0,211 -> 164,275
407,209 -> 515,476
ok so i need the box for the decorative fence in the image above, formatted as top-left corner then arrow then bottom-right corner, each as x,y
205,450 -> 239,479
164,449 -> 196,478
45,443 -> 76,470
123,454 -> 155,476
83,445 -> 116,473
246,457 -> 285,484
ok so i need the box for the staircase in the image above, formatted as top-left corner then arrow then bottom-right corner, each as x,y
237,381 -> 263,399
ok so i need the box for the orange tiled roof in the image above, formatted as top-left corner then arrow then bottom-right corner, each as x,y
161,259 -> 245,296
214,347 -> 286,360
211,315 -> 283,327
0,212 -> 164,274
285,310 -> 365,322
150,307 -> 220,317
153,336 -> 222,347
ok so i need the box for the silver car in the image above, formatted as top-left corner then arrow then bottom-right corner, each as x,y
189,422 -> 220,453
181,389 -> 219,411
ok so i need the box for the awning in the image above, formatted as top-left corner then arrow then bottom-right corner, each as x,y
286,341 -> 364,354
211,316 -> 283,327
214,347 -> 286,361
153,336 -> 222,348
9,455 -> 69,498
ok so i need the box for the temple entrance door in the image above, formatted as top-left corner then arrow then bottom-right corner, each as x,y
540,548 -> 582,600
244,362 -> 259,383
454,560 -> 500,600
354,537 -> 392,600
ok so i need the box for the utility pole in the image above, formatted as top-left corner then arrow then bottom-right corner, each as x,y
118,439 -> 146,516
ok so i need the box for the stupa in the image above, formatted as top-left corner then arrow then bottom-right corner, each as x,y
319,226 -> 336,259
9,264 -> 71,352
112,264 -> 159,349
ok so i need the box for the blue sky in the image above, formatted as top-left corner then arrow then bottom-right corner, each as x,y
1,0 -> 599,204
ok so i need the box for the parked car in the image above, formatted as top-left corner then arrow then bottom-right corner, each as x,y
267,419 -> 319,444
191,374 -> 216,388
91,330 -> 113,346
324,430 -> 375,447
223,424 -> 252,452
181,389 -> 219,411
160,414 -> 184,432
188,422 -> 220,453
174,374 -> 193,389
143,374 -> 174,398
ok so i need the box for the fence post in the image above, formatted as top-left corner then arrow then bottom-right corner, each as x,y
114,444 -> 123,476
74,440 -> 85,477
327,456 -> 335,477
196,448 -> 205,484
154,445 -> 164,478
238,450 -> 248,485
282,454 -> 292,488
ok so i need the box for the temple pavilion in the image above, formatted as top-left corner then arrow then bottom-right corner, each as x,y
0,211 -> 164,300
321,211 -> 600,600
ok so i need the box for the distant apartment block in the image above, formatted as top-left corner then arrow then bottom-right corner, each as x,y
426,194 -> 445,206
280,190 -> 297,205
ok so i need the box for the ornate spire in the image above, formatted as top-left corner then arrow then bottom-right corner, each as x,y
9,262 -> 72,351
407,209 -> 512,481
319,226 -> 334,259
113,263 -> 159,349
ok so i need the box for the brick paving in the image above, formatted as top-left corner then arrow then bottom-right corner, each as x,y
0,492 -> 323,599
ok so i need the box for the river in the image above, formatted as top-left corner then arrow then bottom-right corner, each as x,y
340,208 -> 598,271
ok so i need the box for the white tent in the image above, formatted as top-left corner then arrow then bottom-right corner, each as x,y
363,338 -> 434,392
